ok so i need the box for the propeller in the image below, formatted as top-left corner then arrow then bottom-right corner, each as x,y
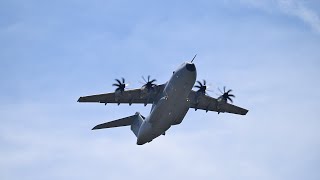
142,75 -> 157,91
218,86 -> 235,103
194,80 -> 208,95
112,78 -> 127,92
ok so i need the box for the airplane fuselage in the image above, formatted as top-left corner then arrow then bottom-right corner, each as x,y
137,63 -> 197,145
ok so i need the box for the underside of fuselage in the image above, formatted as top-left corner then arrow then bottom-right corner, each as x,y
136,62 -> 197,145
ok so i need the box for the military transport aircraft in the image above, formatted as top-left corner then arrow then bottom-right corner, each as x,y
78,56 -> 248,145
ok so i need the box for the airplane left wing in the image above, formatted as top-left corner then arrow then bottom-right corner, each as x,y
188,90 -> 248,115
78,85 -> 165,105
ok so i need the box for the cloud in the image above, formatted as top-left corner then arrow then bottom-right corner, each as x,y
277,0 -> 320,33
238,0 -> 320,34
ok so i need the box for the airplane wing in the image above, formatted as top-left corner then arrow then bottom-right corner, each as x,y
78,84 -> 165,105
188,90 -> 248,115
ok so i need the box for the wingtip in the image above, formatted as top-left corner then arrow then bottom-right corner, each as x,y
92,124 -> 103,130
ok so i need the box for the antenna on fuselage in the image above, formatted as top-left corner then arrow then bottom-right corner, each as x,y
191,54 -> 197,63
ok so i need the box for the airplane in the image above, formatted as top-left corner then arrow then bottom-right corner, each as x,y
77,56 -> 248,145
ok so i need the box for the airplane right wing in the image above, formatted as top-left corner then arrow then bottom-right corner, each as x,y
188,90 -> 248,115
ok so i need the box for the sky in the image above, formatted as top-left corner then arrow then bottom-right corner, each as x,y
1,0 -> 320,179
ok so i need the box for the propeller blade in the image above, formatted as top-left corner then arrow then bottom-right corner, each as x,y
142,76 -> 147,83
115,79 -> 121,85
141,75 -> 157,90
217,86 -> 236,103
227,97 -> 233,103
196,81 -> 203,86
195,79 -> 210,95
113,78 -> 126,92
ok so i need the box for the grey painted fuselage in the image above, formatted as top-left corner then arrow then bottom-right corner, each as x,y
137,62 -> 196,145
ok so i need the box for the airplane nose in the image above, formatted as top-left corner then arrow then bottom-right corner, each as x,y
186,63 -> 196,72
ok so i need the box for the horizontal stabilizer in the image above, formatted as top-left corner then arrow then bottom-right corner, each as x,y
92,115 -> 136,130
